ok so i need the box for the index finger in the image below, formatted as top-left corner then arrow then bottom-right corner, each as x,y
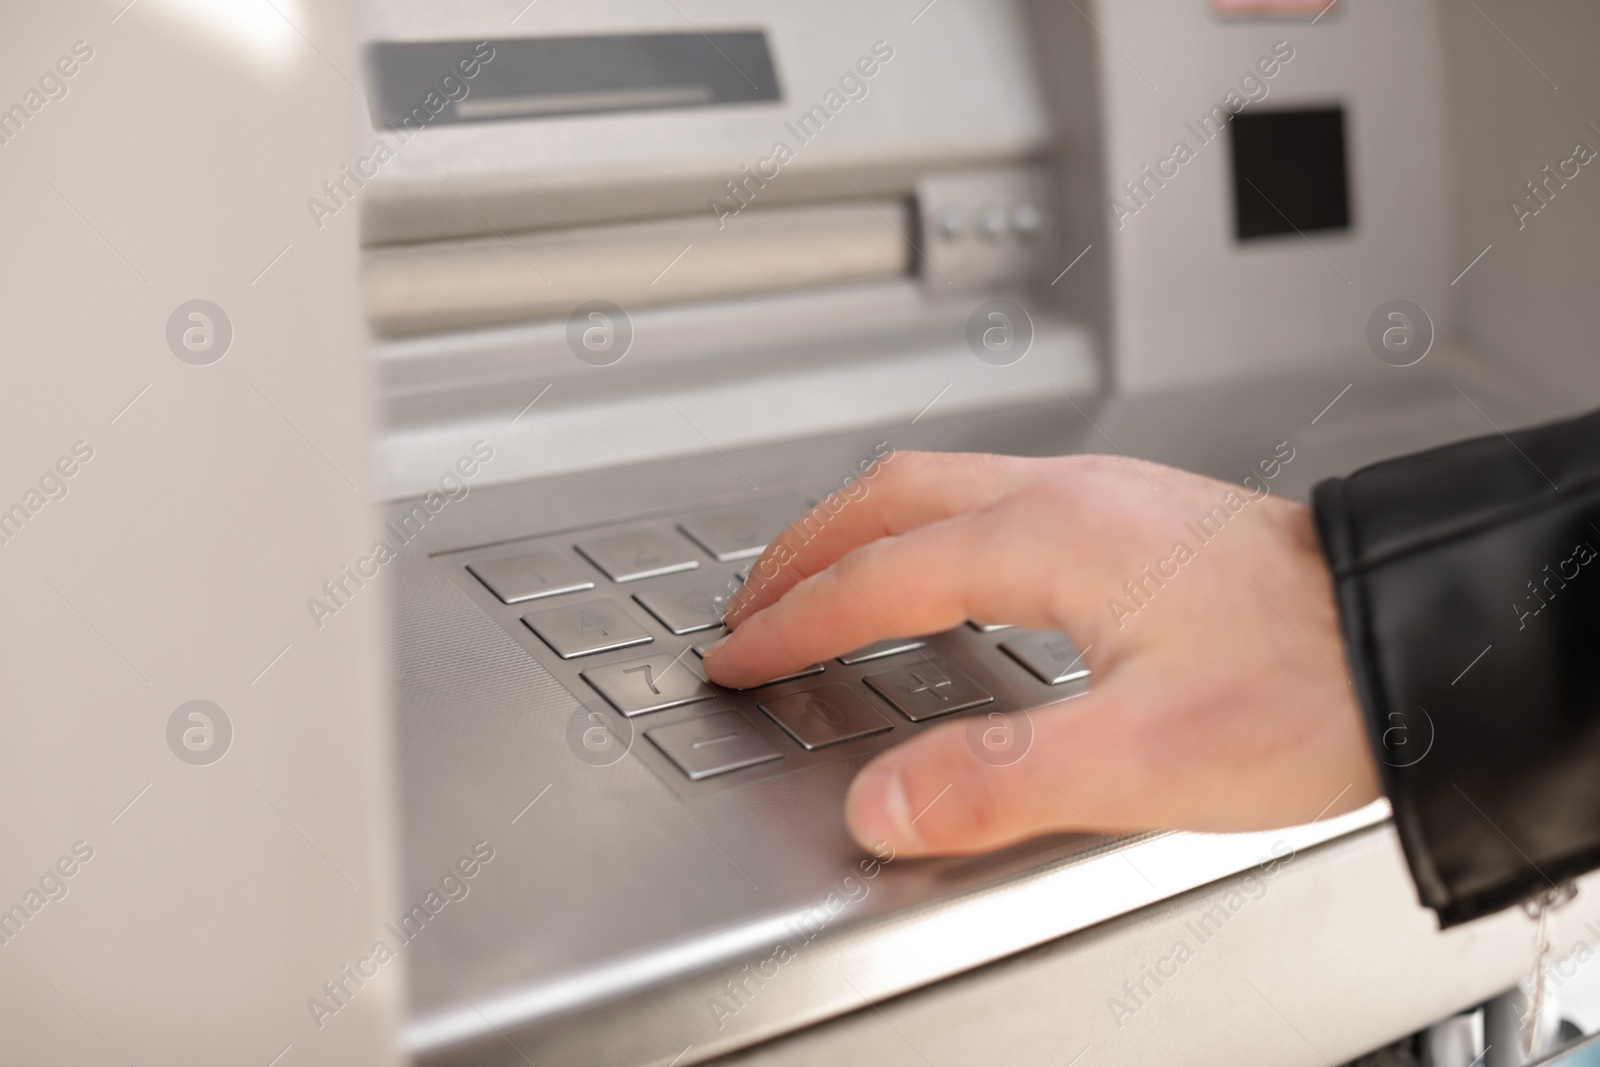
726,450 -> 1050,627
704,485 -> 1113,689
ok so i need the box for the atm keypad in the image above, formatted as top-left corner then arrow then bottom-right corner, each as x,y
454,499 -> 1090,784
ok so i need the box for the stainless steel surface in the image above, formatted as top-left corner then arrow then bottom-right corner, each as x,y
522,599 -> 654,659
915,166 -> 1056,291
646,711 -> 786,781
389,342 -> 1557,1067
758,686 -> 894,751
862,659 -> 997,723
1000,631 -> 1093,686
374,298 -> 1098,499
580,653 -> 717,718
701,826 -> 1600,1067
359,1 -> 1051,242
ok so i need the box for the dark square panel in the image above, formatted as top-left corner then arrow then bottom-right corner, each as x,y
1229,106 -> 1350,241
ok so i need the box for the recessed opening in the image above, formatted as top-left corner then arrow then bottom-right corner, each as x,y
1229,106 -> 1351,241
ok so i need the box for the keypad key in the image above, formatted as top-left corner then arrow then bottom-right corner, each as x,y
633,573 -> 734,635
864,659 -> 993,722
759,684 -> 891,750
581,652 -> 715,717
837,637 -> 926,665
575,529 -> 699,583
468,550 -> 594,604
678,505 -> 788,563
523,600 -> 652,659
730,663 -> 825,690
646,710 -> 782,780
968,620 -> 1015,634
688,637 -> 823,688
1000,631 -> 1091,685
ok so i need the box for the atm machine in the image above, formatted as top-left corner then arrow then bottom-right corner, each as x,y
356,2 -> 1600,1064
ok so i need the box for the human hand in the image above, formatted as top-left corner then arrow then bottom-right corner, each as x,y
701,451 -> 1380,856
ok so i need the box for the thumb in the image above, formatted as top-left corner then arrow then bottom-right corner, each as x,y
843,687 -> 1149,856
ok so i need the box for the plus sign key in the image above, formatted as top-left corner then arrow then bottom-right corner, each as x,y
864,659 -> 994,722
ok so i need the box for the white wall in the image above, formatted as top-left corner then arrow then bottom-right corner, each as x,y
0,3 -> 402,1064
1442,0 -> 1600,416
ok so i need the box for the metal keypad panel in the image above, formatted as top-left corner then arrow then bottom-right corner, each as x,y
441,493 -> 1092,791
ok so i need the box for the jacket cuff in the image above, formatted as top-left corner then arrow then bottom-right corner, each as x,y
1311,409 -> 1600,927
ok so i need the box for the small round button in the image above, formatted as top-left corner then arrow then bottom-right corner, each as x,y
979,206 -> 1009,241
934,205 -> 965,240
1012,202 -> 1044,240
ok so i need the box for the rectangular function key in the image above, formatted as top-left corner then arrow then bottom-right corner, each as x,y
837,637 -> 926,665
678,503 -> 792,562
1000,631 -> 1091,685
523,599 -> 652,659
575,529 -> 700,583
581,652 -> 715,717
467,550 -> 595,604
863,659 -> 993,722
759,684 -> 891,750
633,573 -> 735,635
646,710 -> 782,780
688,637 -> 823,688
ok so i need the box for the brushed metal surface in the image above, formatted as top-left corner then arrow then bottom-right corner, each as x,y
358,1 -> 1051,242
700,826 -> 1600,1067
388,345 -> 1559,1066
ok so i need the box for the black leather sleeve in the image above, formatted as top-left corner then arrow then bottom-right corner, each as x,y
1311,408 -> 1600,927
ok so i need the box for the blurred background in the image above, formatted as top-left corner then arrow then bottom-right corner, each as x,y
2,1 -> 1599,1065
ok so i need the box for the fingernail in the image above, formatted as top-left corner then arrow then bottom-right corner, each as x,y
851,765 -> 922,851
883,770 -> 922,849
700,635 -> 730,662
